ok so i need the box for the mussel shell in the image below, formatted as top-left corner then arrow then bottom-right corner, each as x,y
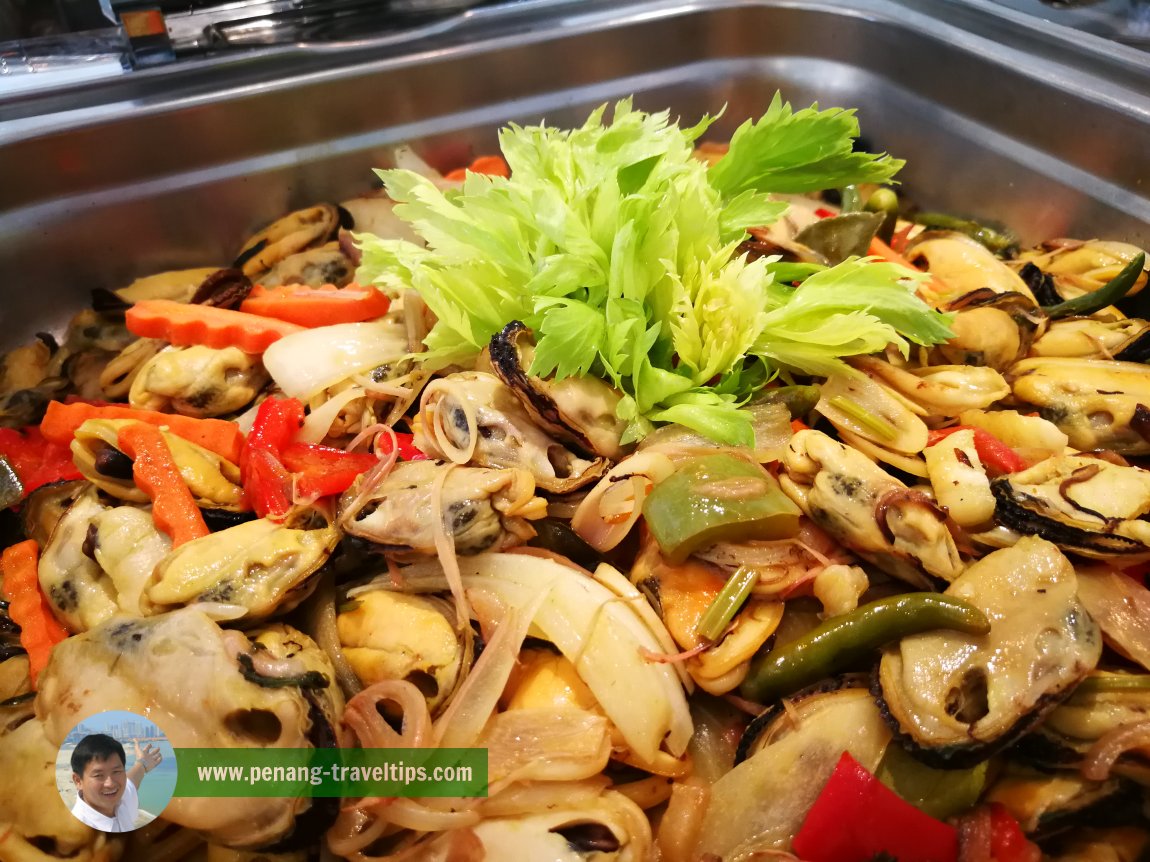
489,321 -> 628,460
234,204 -> 340,280
876,538 -> 1101,769
735,673 -> 872,764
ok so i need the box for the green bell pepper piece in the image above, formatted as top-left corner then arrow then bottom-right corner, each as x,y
642,453 -> 800,564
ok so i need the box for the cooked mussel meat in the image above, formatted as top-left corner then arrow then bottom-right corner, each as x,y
235,204 -> 340,281
779,429 -> 964,589
129,345 -> 268,418
1016,239 -> 1148,303
904,231 -> 1037,304
260,242 -> 354,288
1009,357 -> 1150,455
415,371 -> 608,493
489,321 -> 629,460
705,680 -> 891,858
339,459 -> 547,556
877,537 -> 1102,767
72,417 -> 246,509
1029,318 -> 1148,359
932,289 -> 1043,370
990,455 -> 1150,559
336,589 -> 469,715
148,519 -> 339,620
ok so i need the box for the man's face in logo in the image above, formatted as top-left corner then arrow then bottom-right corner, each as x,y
72,754 -> 127,816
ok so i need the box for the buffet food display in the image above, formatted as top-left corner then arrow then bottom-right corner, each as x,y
1,94 -> 1149,862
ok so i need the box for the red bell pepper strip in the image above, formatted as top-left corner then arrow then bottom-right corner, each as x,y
926,426 -> 1025,475
281,443 -> 379,499
1,539 -> 69,686
382,430 -> 426,462
0,426 -> 82,498
117,423 -> 210,547
792,751 -> 958,862
242,397 -> 305,520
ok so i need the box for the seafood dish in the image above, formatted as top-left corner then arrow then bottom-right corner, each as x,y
2,94 -> 1150,862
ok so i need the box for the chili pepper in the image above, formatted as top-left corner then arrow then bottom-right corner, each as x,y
242,397 -> 305,520
0,426 -> 82,501
1,540 -> 69,687
642,453 -> 801,564
911,212 -> 1017,255
792,751 -> 958,862
1045,252 -> 1145,319
739,593 -> 990,703
988,803 -> 1042,862
281,443 -> 379,500
927,426 -> 1024,475
864,187 -> 900,245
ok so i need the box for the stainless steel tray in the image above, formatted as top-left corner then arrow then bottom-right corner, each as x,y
3,0 -> 1150,350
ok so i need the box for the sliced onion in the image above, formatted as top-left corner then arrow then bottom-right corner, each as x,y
572,452 -> 675,551
421,378 -> 479,465
1081,720 -> 1150,781
299,387 -> 367,444
263,321 -> 408,400
657,780 -> 710,862
343,679 -> 433,750
433,599 -> 541,749
1076,567 -> 1150,671
483,707 -> 611,785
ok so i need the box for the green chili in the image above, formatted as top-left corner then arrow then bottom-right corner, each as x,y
696,566 -> 758,642
911,212 -> 1017,255
1046,252 -> 1146,319
738,593 -> 991,703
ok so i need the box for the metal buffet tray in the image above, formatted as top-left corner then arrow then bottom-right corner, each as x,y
2,0 -> 1150,351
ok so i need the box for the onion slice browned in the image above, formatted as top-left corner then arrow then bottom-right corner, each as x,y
1076,567 -> 1150,671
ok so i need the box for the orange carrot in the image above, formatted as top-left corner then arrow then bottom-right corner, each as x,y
239,283 -> 391,327
126,299 -> 305,354
116,423 -> 210,547
868,236 -> 950,299
444,154 -> 511,181
41,401 -> 245,465
1,540 -> 68,687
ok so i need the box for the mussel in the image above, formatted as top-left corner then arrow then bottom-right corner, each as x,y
235,204 -> 341,281
336,589 -> 470,715
779,429 -> 964,589
1009,357 -> 1150,455
129,345 -> 268,418
148,519 -> 340,621
71,417 -> 246,509
877,537 -> 1101,767
990,455 -> 1150,559
339,460 -> 547,556
415,371 -> 609,493
488,321 -> 630,460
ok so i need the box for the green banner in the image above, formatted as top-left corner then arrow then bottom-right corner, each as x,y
173,748 -> 488,798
